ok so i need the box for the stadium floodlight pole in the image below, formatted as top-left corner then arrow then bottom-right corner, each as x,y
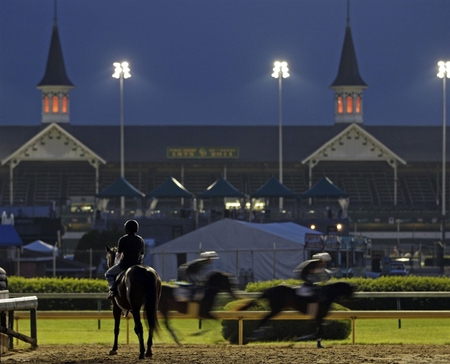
271,61 -> 290,212
437,61 -> 450,274
112,61 -> 131,216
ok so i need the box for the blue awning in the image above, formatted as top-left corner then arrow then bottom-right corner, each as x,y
0,225 -> 23,247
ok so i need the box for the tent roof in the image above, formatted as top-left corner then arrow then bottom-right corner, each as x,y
151,218 -> 321,253
301,176 -> 349,199
250,176 -> 298,198
198,177 -> 244,199
146,176 -> 193,198
23,240 -> 57,253
0,225 -> 23,247
96,177 -> 145,198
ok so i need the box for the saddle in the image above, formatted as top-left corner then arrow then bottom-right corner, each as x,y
295,284 -> 323,303
173,282 -> 205,302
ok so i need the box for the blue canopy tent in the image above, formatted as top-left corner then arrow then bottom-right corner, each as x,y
96,177 -> 145,198
301,176 -> 348,199
198,177 -> 245,199
0,225 -> 23,247
301,176 -> 349,218
146,176 -> 193,198
96,177 -> 145,218
23,240 -> 58,255
250,176 -> 298,198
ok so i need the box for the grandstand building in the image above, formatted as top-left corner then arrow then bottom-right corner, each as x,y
0,7 -> 446,267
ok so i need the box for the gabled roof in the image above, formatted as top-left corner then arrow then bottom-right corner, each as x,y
302,123 -> 407,167
198,177 -> 245,199
0,225 -> 23,247
37,21 -> 73,87
250,176 -> 298,198
1,123 -> 106,166
330,24 -> 367,88
301,176 -> 349,199
96,177 -> 145,198
146,176 -> 193,198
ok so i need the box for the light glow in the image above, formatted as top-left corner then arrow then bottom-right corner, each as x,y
112,61 -> 131,79
271,61 -> 290,79
437,61 -> 450,78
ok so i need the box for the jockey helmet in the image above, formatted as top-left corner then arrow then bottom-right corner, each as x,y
312,252 -> 331,262
200,251 -> 219,259
124,219 -> 139,233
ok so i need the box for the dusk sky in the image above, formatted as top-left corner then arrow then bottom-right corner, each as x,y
1,0 -> 450,127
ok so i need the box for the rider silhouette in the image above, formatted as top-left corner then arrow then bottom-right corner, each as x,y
178,251 -> 219,300
293,252 -> 332,304
105,219 -> 145,299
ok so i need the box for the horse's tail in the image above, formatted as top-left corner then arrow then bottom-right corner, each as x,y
144,268 -> 161,333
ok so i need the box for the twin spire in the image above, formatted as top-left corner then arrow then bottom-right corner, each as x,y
35,1 -> 365,125
330,0 -> 368,124
37,0 -> 74,124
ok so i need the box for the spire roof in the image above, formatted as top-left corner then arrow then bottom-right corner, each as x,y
37,19 -> 73,87
330,24 -> 367,88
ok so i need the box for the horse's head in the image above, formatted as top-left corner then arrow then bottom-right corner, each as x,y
105,245 -> 117,269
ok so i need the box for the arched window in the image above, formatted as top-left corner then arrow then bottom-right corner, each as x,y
337,96 -> 343,113
62,96 -> 68,113
346,95 -> 353,113
355,96 -> 361,113
44,96 -> 50,113
52,95 -> 59,113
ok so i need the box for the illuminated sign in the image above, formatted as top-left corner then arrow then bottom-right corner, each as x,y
167,147 -> 239,159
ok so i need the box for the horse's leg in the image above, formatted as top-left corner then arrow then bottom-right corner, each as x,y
162,309 -> 180,345
247,305 -> 282,342
109,303 -> 121,355
131,306 -> 145,359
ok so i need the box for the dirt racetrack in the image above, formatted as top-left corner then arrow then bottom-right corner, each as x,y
2,344 -> 450,363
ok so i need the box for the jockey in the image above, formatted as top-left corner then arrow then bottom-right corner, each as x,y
293,252 -> 332,303
178,251 -> 219,300
105,219 -> 145,299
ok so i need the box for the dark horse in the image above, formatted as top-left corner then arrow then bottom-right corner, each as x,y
238,281 -> 355,348
105,245 -> 162,359
159,271 -> 239,344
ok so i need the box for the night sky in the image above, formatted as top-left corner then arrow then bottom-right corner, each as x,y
1,0 -> 450,127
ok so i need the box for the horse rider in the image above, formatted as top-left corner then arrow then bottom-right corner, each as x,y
178,251 -> 219,300
105,219 -> 145,299
293,252 -> 332,304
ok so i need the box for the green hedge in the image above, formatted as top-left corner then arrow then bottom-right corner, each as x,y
7,275 -> 450,311
221,299 -> 351,344
8,276 -> 109,310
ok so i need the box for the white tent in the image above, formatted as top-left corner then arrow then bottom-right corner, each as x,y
150,219 -> 321,282
23,240 -> 58,255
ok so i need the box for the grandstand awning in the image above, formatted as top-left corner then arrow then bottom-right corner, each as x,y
301,176 -> 349,199
0,225 -> 23,247
250,176 -> 298,199
96,177 -> 145,198
146,176 -> 193,198
198,177 -> 245,198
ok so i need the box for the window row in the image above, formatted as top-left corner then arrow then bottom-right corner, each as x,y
43,94 -> 69,114
337,94 -> 361,114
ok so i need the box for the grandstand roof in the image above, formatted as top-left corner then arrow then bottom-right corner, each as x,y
0,124 -> 444,165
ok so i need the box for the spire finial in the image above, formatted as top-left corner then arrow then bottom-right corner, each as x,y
54,0 -> 57,25
346,0 -> 350,27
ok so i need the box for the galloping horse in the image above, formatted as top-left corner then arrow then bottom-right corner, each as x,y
159,271 -> 239,344
238,281 -> 355,348
105,245 -> 162,359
